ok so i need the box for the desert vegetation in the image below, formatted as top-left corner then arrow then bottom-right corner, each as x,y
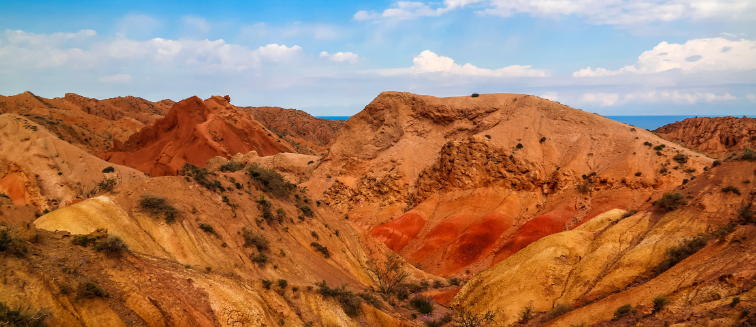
138,194 -> 177,223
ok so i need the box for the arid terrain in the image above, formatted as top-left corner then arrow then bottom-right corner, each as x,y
1,91 -> 755,327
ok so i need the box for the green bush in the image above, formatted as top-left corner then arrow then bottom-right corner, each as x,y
519,306 -> 533,323
251,253 -> 268,264
93,235 -> 129,256
246,164 -> 294,197
722,185 -> 741,195
219,161 -> 244,172
0,229 -> 27,256
71,234 -> 99,247
278,279 -> 288,289
300,205 -> 314,217
673,153 -> 688,163
139,194 -> 177,223
181,163 -> 219,191
654,144 -> 666,151
199,223 -> 216,234
712,160 -> 722,167
262,279 -> 273,289
242,228 -> 269,251
471,93 -> 479,97
449,278 -> 460,286
358,292 -> 382,309
654,235 -> 708,275
314,281 -> 362,316
548,303 -> 574,320
77,281 -> 108,299
96,177 -> 117,192
652,296 -> 670,313
456,311 -> 495,327
0,302 -> 49,327
635,172 -> 642,176
731,297 -> 740,307
740,148 -> 756,161
740,204 -> 754,224
310,242 -> 330,258
102,166 -> 115,173
410,295 -> 434,314
257,197 -> 274,222
613,304 -> 634,320
653,193 -> 687,212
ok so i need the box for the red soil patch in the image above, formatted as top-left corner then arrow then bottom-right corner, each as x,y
492,206 -> 576,264
428,287 -> 461,306
370,212 -> 426,251
0,174 -> 27,205
410,214 -> 473,263
442,212 -> 511,274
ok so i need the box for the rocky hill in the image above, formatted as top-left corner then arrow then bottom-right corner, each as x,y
99,96 -> 294,177
244,106 -> 344,155
0,91 -> 173,154
305,92 -> 712,277
655,116 -> 756,158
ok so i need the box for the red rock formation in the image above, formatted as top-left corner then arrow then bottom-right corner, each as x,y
656,116 -> 756,158
244,106 -> 344,154
100,96 -> 291,176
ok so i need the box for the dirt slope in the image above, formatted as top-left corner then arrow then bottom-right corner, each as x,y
0,91 -> 173,154
304,92 -> 712,277
452,158 -> 756,326
0,114 -> 146,212
244,106 -> 345,155
656,116 -> 756,158
100,96 -> 293,177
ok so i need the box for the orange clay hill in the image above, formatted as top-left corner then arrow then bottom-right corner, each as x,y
656,116 -> 756,158
99,95 -> 293,177
0,91 -> 173,154
304,91 -> 713,278
243,106 -> 345,155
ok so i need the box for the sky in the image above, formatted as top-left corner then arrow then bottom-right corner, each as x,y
1,0 -> 755,116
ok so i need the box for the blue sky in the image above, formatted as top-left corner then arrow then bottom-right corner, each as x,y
1,0 -> 755,115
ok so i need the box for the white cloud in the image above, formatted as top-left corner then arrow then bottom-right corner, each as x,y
358,0 -> 756,25
580,92 -> 619,107
320,51 -> 360,63
99,73 -> 133,83
377,50 -> 547,77
574,37 -> 756,77
242,22 -> 341,41
0,29 -> 303,72
746,94 -> 756,102
580,90 -> 737,106
4,29 -> 96,47
541,92 -> 558,101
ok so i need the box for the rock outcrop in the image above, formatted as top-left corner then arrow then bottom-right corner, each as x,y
0,114 -> 146,211
0,91 -> 173,154
245,106 -> 345,155
305,92 -> 712,276
656,116 -> 756,158
100,96 -> 292,176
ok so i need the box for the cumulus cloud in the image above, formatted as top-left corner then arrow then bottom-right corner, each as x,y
580,90 -> 737,106
355,0 -> 483,21
357,0 -> 756,25
320,51 -> 360,63
541,92 -> 558,101
0,30 -> 302,72
574,37 -> 756,77
99,73 -> 133,83
580,92 -> 619,107
377,50 -> 547,77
